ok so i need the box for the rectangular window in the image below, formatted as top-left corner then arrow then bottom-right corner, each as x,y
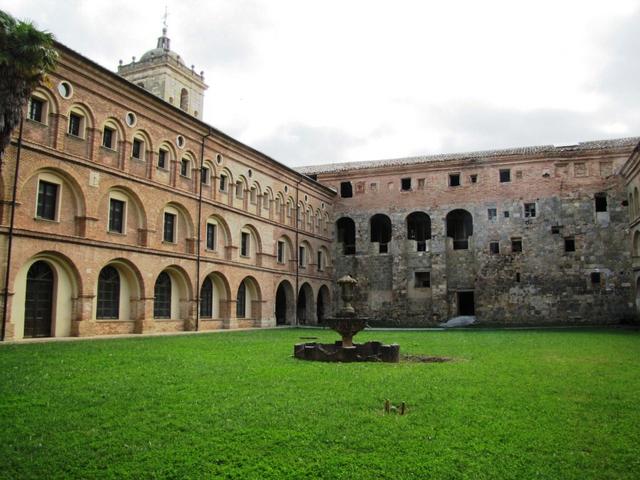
180,159 -> 189,177
132,138 -> 143,159
489,241 -> 500,254
414,272 -> 431,288
201,166 -> 210,185
29,97 -> 44,122
470,174 -> 478,184
36,180 -> 58,220
516,272 -> 521,283
417,178 -> 425,190
163,212 -> 176,243
102,127 -> 115,149
108,198 -> 125,233
449,173 -> 460,187
206,223 -> 216,250
277,241 -> 285,264
524,203 -> 536,218
68,113 -> 82,137
317,251 -> 324,271
401,178 -> 412,191
595,193 -> 607,212
219,174 -> 227,191
551,226 -> 560,234
340,181 -> 353,198
158,149 -> 167,169
504,211 -> 510,218
488,208 -> 497,220
564,237 -> 575,252
241,232 -> 250,257
591,272 -> 601,285
574,162 -> 587,177
500,169 -> 511,183
299,246 -> 306,267
236,182 -> 244,199
370,182 -> 378,192
511,237 -> 522,253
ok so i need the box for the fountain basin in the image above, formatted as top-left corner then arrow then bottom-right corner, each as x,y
294,340 -> 400,363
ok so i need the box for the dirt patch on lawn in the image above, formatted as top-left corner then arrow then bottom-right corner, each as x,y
401,354 -> 453,363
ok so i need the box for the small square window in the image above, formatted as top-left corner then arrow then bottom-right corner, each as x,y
504,211 -> 510,218
340,181 -> 353,198
511,237 -> 522,253
524,203 -> 536,218
370,182 -> 378,192
551,226 -> 560,234
414,272 -> 431,288
500,169 -> 511,183
470,174 -> 478,184
564,237 -> 575,252
401,178 -> 412,191
488,208 -> 497,221
591,272 -> 601,284
449,173 -> 460,187
489,241 -> 500,254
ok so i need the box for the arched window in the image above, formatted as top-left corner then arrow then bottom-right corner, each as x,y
154,272 -> 172,318
236,281 -> 246,318
180,88 -> 189,112
446,209 -> 474,250
200,277 -> 213,318
97,266 -> 120,319
336,217 -> 356,255
407,212 -> 431,251
370,214 -> 392,253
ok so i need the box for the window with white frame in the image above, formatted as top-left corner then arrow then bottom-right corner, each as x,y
180,158 -> 190,177
67,111 -> 85,138
108,193 -> 127,234
132,137 -> 144,160
28,96 -> 46,123
163,209 -> 177,243
158,148 -> 169,169
36,178 -> 59,221
102,125 -> 116,149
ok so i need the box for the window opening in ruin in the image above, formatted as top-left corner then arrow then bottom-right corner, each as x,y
590,272 -> 601,285
551,226 -> 560,234
417,178 -> 425,189
504,211 -> 510,218
158,149 -> 168,169
446,209 -> 473,250
524,203 -> 536,218
449,173 -> 461,187
457,291 -> 475,315
241,232 -> 250,257
595,193 -> 607,212
564,237 -> 575,252
340,182 -> 353,198
516,272 -> 521,282
414,272 -> 431,288
401,178 -> 412,191
470,174 -> 478,184
489,241 -> 499,254
336,217 -> 356,255
488,208 -> 497,221
370,214 -> 392,254
500,169 -> 511,183
407,212 -> 431,252
511,237 -> 522,253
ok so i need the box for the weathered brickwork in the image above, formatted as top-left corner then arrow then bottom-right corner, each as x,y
0,41 -> 334,340
302,141 -> 639,326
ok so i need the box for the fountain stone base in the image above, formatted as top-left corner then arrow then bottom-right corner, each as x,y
294,340 -> 400,363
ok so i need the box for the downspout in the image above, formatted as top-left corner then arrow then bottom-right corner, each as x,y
1,117 -> 24,341
294,178 -> 301,325
195,129 -> 213,332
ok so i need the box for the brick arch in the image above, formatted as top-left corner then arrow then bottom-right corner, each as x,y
24,166 -> 87,218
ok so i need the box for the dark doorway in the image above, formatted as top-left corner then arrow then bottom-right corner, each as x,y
316,286 -> 330,325
24,261 -> 54,338
458,291 -> 475,316
276,283 -> 288,325
297,288 -> 307,325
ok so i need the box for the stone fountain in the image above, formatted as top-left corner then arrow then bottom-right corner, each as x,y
294,275 -> 400,362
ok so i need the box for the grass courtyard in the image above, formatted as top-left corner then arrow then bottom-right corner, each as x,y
0,328 -> 639,479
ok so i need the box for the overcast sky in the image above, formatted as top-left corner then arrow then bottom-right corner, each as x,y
3,0 -> 640,167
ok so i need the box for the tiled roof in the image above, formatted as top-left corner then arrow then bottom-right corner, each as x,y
297,137 -> 640,176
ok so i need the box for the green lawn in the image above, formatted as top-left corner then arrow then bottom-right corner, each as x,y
0,328 -> 639,479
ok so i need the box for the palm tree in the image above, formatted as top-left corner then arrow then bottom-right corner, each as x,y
0,9 -> 57,154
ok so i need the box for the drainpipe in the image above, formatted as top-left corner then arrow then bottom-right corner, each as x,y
1,117 -> 24,341
195,129 -> 213,332
294,178 -> 301,325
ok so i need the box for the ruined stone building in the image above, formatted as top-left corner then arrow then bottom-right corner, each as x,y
1,28 -> 639,340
